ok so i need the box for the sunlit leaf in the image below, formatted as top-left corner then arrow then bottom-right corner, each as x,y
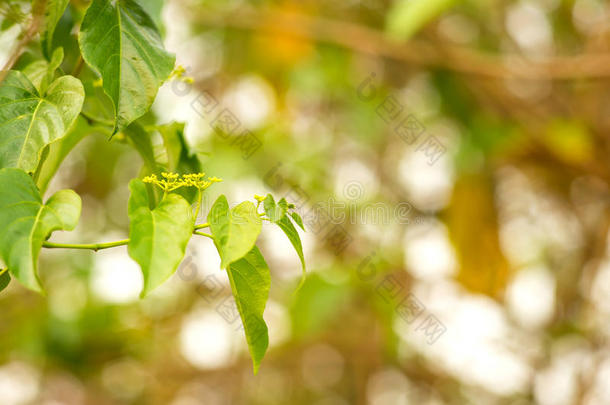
263,194 -> 286,223
78,0 -> 175,133
22,47 -> 64,93
127,179 -> 193,297
290,211 -> 305,231
208,195 -> 262,269
276,215 -> 306,288
41,0 -> 70,59
0,168 -> 81,292
0,71 -> 84,172
263,195 -> 306,285
227,246 -> 270,374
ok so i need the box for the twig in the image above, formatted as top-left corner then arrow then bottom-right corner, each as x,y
0,0 -> 47,84
184,5 -> 610,80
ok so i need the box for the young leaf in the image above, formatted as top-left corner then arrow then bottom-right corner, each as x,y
155,122 -> 202,203
0,270 -> 10,293
0,71 -> 84,172
41,0 -> 70,59
78,0 -> 176,133
0,168 -> 81,292
290,211 -> 305,231
276,215 -> 306,286
127,179 -> 193,297
22,47 -> 64,93
263,194 -> 286,223
156,122 -> 201,175
226,246 -> 270,374
208,195 -> 262,268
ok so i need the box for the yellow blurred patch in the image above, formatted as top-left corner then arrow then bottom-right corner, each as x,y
252,3 -> 314,66
543,120 -> 594,165
447,173 -> 510,298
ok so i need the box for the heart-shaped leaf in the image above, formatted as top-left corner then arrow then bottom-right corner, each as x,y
0,71 -> 84,172
127,179 -> 194,297
208,195 -> 262,269
263,194 -> 286,223
78,0 -> 175,133
227,246 -> 270,374
0,168 -> 81,292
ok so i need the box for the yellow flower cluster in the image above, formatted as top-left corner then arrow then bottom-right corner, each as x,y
168,65 -> 194,84
143,172 -> 222,192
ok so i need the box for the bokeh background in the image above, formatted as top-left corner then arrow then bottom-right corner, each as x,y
1,0 -> 610,404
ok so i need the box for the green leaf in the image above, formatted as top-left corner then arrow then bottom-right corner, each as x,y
22,47 -> 64,93
290,211 -> 305,231
41,0 -> 70,59
276,215 -> 307,289
226,246 -> 270,374
78,0 -> 176,133
34,115 -> 92,194
156,122 -> 202,204
124,123 -> 161,176
127,179 -> 194,297
262,195 -> 306,287
386,0 -> 456,40
263,194 -> 286,223
208,196 -> 262,269
0,270 -> 10,293
0,168 -> 81,292
0,71 -> 84,172
156,122 -> 201,174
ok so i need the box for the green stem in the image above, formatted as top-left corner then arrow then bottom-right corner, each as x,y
42,239 -> 130,251
42,227 -> 214,252
80,111 -> 114,127
194,231 -> 213,239
194,189 -> 202,223
194,222 -> 210,230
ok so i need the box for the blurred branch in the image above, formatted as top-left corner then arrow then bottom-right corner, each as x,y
0,0 -> 47,84
185,5 -> 610,80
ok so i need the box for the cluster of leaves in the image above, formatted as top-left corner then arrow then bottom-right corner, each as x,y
0,0 -> 306,373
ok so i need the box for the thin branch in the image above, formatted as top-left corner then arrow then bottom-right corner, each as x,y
42,239 -> 130,252
184,5 -> 610,80
42,226 -> 215,251
0,0 -> 47,84
194,231 -> 214,239
80,111 -> 115,127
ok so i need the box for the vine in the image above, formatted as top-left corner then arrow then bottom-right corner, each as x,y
0,0 -> 306,374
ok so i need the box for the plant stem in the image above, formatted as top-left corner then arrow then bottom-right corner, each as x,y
80,111 -> 114,127
42,227 -> 214,252
194,231 -> 213,239
42,239 -> 130,251
72,55 -> 84,77
194,222 -> 210,230
194,189 -> 202,223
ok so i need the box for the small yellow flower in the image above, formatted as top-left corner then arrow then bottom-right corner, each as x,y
142,172 -> 221,193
